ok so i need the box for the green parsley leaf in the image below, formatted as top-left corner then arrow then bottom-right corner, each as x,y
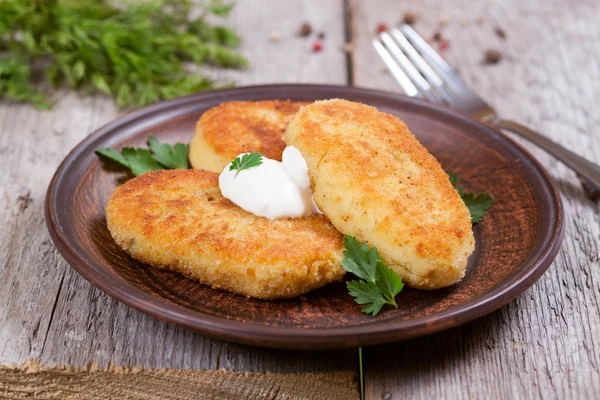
229,152 -> 263,177
446,170 -> 493,223
342,235 -> 404,316
375,261 -> 404,307
341,235 -> 379,282
121,148 -> 164,176
147,136 -> 190,169
96,146 -> 164,176
347,280 -> 387,317
96,135 -> 193,176
95,148 -> 130,169
462,192 -> 494,223
446,170 -> 463,196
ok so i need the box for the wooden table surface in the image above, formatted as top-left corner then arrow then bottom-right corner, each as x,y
1,0 -> 599,399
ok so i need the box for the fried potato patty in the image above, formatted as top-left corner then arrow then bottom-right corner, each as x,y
285,99 -> 475,289
189,100 -> 307,172
105,170 -> 345,299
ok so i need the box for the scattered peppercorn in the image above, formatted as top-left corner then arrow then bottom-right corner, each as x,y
312,41 -> 323,52
494,27 -> 506,39
483,49 -> 502,64
432,31 -> 442,42
477,16 -> 485,25
270,31 -> 281,42
376,22 -> 388,33
439,17 -> 449,26
318,31 -> 325,40
300,22 -> 312,37
403,11 -> 416,25
439,39 -> 449,51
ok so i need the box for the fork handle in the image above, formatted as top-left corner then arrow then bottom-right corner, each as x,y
493,119 -> 600,191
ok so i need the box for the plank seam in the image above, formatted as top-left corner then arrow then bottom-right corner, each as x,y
40,270 -> 66,354
343,0 -> 355,85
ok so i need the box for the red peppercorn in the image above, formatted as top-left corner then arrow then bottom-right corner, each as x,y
313,41 -> 323,52
376,23 -> 388,33
439,40 -> 449,51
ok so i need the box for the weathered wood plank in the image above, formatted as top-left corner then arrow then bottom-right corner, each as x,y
0,0 -> 355,375
0,362 -> 358,400
350,0 -> 600,398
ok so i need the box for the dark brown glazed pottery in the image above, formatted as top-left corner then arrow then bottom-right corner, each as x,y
45,84 -> 564,349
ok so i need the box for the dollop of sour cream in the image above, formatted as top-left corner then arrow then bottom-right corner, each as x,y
219,146 -> 321,219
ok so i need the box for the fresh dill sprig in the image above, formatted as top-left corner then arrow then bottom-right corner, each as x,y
0,0 -> 247,109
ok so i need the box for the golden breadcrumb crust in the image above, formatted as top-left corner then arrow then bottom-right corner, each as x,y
105,170 -> 345,299
189,100 -> 307,172
285,99 -> 475,289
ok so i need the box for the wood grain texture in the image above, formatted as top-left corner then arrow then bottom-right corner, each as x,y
1,0 -> 599,398
0,0 -> 354,373
349,0 -> 600,398
0,361 -> 357,400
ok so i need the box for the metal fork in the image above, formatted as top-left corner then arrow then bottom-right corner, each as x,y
373,24 -> 600,192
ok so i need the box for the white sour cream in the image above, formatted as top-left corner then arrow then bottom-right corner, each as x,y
219,146 -> 321,219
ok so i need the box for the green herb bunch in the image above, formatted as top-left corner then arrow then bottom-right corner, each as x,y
0,0 -> 247,109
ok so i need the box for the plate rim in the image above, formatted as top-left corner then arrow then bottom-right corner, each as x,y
45,84 -> 564,349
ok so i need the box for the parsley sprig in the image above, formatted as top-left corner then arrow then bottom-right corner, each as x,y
446,171 -> 494,223
229,152 -> 263,176
96,136 -> 189,176
148,136 -> 190,170
343,236 -> 404,316
0,0 -> 247,109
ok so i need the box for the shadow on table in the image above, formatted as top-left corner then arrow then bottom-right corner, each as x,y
552,177 -> 600,206
362,305 -> 515,391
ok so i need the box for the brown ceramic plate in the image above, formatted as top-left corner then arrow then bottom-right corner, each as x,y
45,84 -> 563,349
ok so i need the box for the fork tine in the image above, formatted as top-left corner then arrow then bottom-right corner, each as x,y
389,28 -> 453,103
379,32 -> 439,102
372,39 -> 419,98
399,24 -> 468,94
